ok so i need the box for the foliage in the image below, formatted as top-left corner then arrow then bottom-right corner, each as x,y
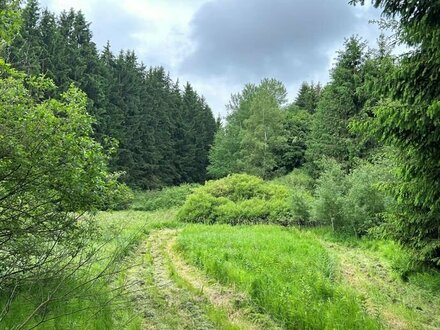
0,0 -> 21,49
290,189 -> 314,226
312,159 -> 348,229
177,225 -> 382,329
208,79 -> 288,179
99,178 -> 134,210
131,183 -> 199,211
350,0 -> 440,265
312,156 -> 395,236
342,158 -> 395,236
273,107 -> 311,173
294,81 -> 322,113
306,37 -> 372,175
0,63 -> 125,285
273,169 -> 315,225
177,174 -> 291,225
5,2 -> 217,189
310,226 -> 440,327
0,209 -> 179,328
272,165 -> 315,192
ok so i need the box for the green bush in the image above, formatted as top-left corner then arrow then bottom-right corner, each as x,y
312,157 -> 395,236
342,161 -> 395,236
291,190 -> 315,225
273,168 -> 315,192
131,183 -> 199,211
274,169 -> 316,225
99,179 -> 134,210
177,174 -> 292,225
312,159 -> 348,229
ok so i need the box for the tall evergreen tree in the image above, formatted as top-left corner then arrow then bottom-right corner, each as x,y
352,0 -> 440,264
294,81 -> 322,113
6,0 -> 42,75
306,37 -> 369,173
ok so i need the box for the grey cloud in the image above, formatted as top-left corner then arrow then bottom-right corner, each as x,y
180,0 -> 380,83
90,5 -> 146,52
39,0 -> 145,53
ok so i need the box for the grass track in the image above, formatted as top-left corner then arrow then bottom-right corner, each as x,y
123,228 -> 270,329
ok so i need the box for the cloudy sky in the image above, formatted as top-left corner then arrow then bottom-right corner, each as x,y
40,0 -> 382,117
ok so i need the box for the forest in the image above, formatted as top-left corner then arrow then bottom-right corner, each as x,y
1,0 -> 440,329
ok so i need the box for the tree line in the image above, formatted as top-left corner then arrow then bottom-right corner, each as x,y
5,0 -> 217,189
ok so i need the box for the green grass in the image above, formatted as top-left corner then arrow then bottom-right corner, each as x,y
307,226 -> 440,329
176,224 -> 383,329
3,206 -> 439,329
0,209 -> 179,329
131,184 -> 198,211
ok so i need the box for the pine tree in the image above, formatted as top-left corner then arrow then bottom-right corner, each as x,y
306,37 -> 369,173
294,81 -> 322,113
6,0 -> 42,75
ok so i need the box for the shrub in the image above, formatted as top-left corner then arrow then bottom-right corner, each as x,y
131,183 -> 198,211
274,169 -> 315,226
99,179 -> 134,210
273,168 -> 315,192
177,174 -> 292,225
342,161 -> 395,236
0,69 -> 124,285
291,190 -> 315,226
312,159 -> 348,229
312,157 -> 395,236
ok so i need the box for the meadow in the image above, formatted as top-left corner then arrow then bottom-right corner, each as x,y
3,180 -> 440,329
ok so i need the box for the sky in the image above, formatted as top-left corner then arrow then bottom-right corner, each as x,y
39,0 -> 383,118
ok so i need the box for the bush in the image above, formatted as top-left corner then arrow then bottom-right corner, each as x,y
273,169 -> 315,226
312,159 -> 348,229
99,179 -> 134,210
312,157 -> 395,236
273,168 -> 315,192
177,174 -> 292,225
342,161 -> 395,236
0,68 -> 124,285
291,190 -> 315,225
132,183 -> 199,211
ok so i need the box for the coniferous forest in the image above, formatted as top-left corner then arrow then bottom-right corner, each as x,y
1,0 -> 440,329
5,0 -> 217,189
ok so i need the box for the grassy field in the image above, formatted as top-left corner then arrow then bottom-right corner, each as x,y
2,204 -> 440,329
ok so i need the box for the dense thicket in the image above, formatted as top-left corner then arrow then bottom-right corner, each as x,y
5,0 -> 216,189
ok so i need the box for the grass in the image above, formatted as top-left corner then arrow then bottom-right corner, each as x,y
131,184 -> 198,211
0,209 -> 179,329
3,205 -> 439,329
176,224 -> 383,329
310,227 -> 440,329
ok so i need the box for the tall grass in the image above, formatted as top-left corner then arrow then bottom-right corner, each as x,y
0,210 -> 179,329
177,224 -> 382,329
